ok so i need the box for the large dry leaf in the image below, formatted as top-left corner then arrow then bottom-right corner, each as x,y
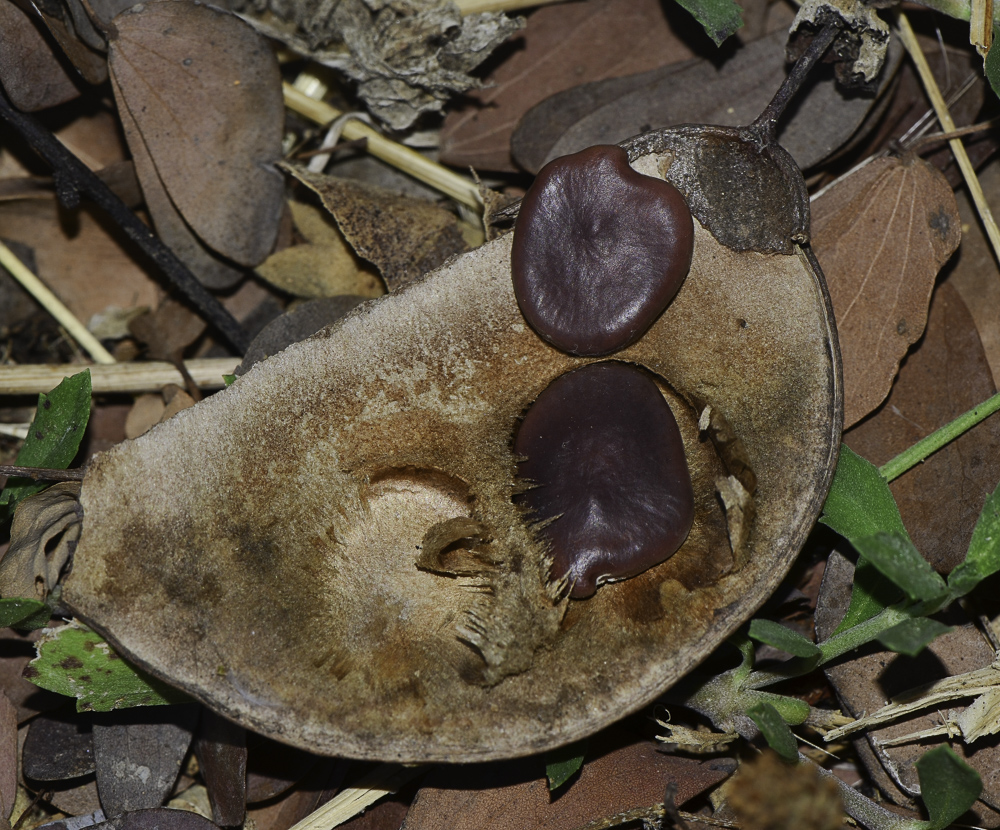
285,170 -> 468,292
844,282 -> 1000,573
812,156 -> 961,428
402,728 -> 734,830
513,29 -> 902,174
439,0 -> 698,173
64,125 -> 840,762
0,1 -> 80,112
108,0 -> 284,268
0,199 -> 163,324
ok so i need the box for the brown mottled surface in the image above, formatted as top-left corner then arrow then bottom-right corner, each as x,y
65,137 -> 839,763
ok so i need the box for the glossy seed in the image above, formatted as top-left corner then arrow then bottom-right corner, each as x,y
511,144 -> 694,357
514,362 -> 694,598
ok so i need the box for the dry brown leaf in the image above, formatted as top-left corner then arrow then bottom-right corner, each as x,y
285,169 -> 468,292
109,0 -> 284,268
64,123 -> 839,762
845,282 -> 1000,573
0,198 -> 163,324
255,244 -> 382,300
727,751 -> 843,830
0,2 -> 80,112
440,0 -> 697,173
0,692 -> 15,820
514,29 -> 900,175
403,729 -> 734,830
33,9 -> 107,86
811,155 -> 961,428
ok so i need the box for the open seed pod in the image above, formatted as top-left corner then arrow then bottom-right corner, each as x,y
62,121 -> 842,762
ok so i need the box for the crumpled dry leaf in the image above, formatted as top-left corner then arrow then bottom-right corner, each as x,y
233,0 -> 520,131
285,167 -> 468,291
254,201 -> 383,299
0,483 -> 81,603
403,728 -> 735,830
513,28 -> 902,174
108,0 -> 284,270
844,282 -> 1000,574
0,1 -> 80,112
63,119 -> 840,762
789,0 -> 889,85
812,155 -> 961,428
440,0 -> 698,173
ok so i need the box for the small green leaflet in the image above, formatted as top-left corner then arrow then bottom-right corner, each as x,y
820,446 -> 910,542
0,370 -> 91,512
671,0 -> 742,45
877,618 -> 952,658
949,479 -> 1000,597
223,374 -> 237,387
0,597 -> 50,630
748,619 -> 820,659
746,701 -> 797,761
915,746 -> 982,830
986,27 -> 1000,102
850,532 -> 948,603
545,738 -> 588,792
26,622 -> 190,712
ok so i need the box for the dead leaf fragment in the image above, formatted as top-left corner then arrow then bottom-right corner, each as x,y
286,168 -> 468,291
812,155 -> 961,427
0,2 -> 80,112
440,0 -> 697,173
109,0 -> 284,268
0,483 -> 82,603
845,282 -> 1000,574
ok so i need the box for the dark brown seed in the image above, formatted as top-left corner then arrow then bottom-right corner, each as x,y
514,362 -> 693,598
511,145 -> 693,356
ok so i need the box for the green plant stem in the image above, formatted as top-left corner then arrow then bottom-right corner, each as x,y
908,0 -> 974,22
879,391 -> 1000,482
745,604 -> 911,689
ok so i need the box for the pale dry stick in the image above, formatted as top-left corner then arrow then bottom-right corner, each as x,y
283,84 -> 482,210
453,0 -> 565,13
286,764 -> 423,830
896,13 -> 1000,264
0,241 -> 115,365
0,358 -> 238,395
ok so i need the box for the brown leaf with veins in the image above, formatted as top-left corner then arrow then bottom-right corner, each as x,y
439,0 -> 697,173
811,156 -> 961,428
108,0 -> 284,269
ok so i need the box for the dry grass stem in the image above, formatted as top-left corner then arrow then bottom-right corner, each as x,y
282,83 -> 483,210
286,764 -> 424,830
896,12 -> 1000,264
0,359 -> 239,395
0,240 -> 116,365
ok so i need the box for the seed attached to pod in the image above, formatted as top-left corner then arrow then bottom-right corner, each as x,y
511,144 -> 694,356
514,362 -> 694,598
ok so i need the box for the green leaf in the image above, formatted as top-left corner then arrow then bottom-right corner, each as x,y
672,0 -> 742,45
223,374 -> 236,387
545,738 -> 588,792
747,701 -> 798,761
832,557 -> 902,635
986,27 -> 1000,102
749,619 -> 820,658
851,532 -> 948,603
877,618 -> 952,657
949,480 -> 1000,596
25,622 -> 190,712
916,745 -> 982,830
749,691 -> 810,725
0,597 -> 50,630
820,445 -> 911,541
0,371 -> 91,512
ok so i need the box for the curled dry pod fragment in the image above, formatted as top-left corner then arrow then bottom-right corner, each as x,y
62,122 -> 841,762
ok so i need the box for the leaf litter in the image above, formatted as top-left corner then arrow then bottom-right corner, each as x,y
0,2 -> 995,830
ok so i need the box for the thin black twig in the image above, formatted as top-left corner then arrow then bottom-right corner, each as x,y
0,464 -> 85,481
0,88 -> 251,354
745,23 -> 840,147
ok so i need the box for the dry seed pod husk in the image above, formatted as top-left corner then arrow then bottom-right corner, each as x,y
63,125 -> 842,763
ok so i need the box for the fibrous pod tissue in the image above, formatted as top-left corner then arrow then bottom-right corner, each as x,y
62,125 -> 842,763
